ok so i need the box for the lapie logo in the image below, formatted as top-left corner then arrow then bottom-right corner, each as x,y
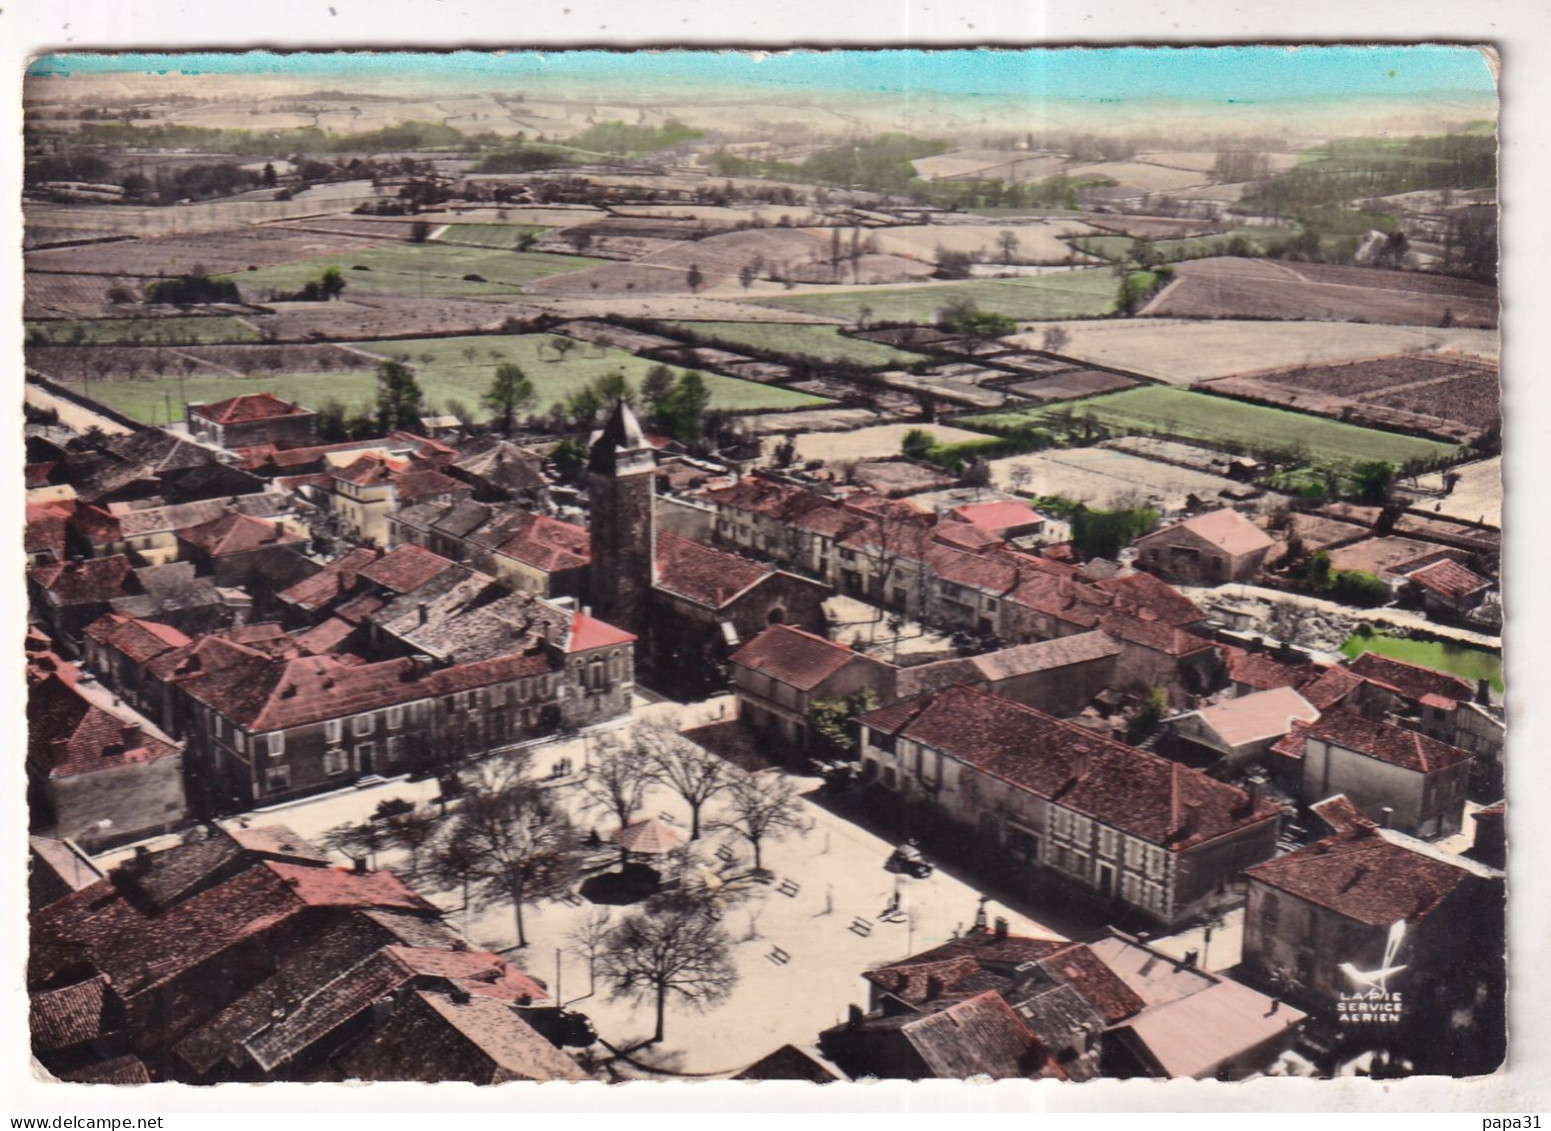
1335,920 -> 1408,1025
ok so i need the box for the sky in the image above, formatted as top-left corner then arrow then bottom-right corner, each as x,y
26,46 -> 1498,104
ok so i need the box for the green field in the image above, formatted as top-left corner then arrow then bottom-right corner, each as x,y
223,244 -> 606,300
959,386 -> 1460,468
1340,633 -> 1503,692
25,316 -> 259,346
664,321 -> 928,367
82,332 -> 830,425
434,223 -> 552,249
350,334 -> 829,416
1075,227 -> 1298,263
757,269 -> 1120,324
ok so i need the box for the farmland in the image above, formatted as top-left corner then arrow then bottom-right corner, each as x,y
26,315 -> 260,345
841,221 -> 1103,266
760,268 -> 1121,324
1340,632 -> 1502,692
1145,257 -> 1498,327
434,223 -> 552,249
986,446 -> 1263,514
25,225 -> 386,277
959,386 -> 1461,468
1201,354 -> 1500,442
344,334 -> 829,416
25,333 -> 827,425
225,245 -> 608,300
1003,318 -> 1500,384
1075,228 -> 1297,263
663,321 -> 928,367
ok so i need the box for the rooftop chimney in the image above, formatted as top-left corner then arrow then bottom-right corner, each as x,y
417,602 -> 430,626
352,856 -> 368,874
994,916 -> 1009,942
120,722 -> 142,750
848,1004 -> 864,1030
447,985 -> 471,1006
925,975 -> 945,1001
1380,806 -> 1394,829
1245,772 -> 1267,812
1476,678 -> 1491,707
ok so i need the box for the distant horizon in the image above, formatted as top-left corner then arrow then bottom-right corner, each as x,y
27,46 -> 1498,106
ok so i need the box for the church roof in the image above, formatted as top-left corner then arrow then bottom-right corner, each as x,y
586,401 -> 652,475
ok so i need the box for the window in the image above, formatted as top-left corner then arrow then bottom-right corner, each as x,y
1259,893 -> 1284,930
325,719 -> 342,743
358,742 -> 375,769
387,705 -> 404,728
1124,839 -> 1143,869
1051,808 -> 1071,838
1145,846 -> 1164,879
1098,827 -> 1119,859
267,732 -> 285,758
265,765 -> 291,793
1072,815 -> 1092,844
324,748 -> 350,776
388,736 -> 404,763
1007,826 -> 1040,862
352,713 -> 374,737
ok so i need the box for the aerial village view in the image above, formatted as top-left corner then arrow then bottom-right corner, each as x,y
19,46 -> 1506,1087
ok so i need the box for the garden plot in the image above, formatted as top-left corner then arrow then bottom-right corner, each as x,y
663,321 -> 929,368
786,422 -> 992,463
1146,257 -> 1499,327
228,244 -> 608,301
265,217 -> 430,241
25,342 -> 373,384
23,189 -> 381,239
251,295 -> 530,341
831,221 -> 1102,266
25,226 -> 388,278
962,386 -> 1460,469
1134,150 -> 1301,175
987,447 -> 1270,513
432,206 -> 604,228
24,274 -> 172,318
1007,370 -> 1138,402
527,294 -> 848,324
26,316 -> 260,346
761,268 -> 1120,325
876,370 -> 1009,410
1001,318 -> 1500,384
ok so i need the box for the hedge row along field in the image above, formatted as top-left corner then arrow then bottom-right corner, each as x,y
757,268 -> 1121,324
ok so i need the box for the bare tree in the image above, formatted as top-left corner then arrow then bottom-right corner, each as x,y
438,761 -> 577,949
714,772 -> 807,875
576,737 -> 654,841
564,905 -> 614,999
382,803 -> 440,879
596,901 -> 738,1045
996,229 -> 1021,265
320,818 -> 392,869
638,719 -> 728,840
1041,324 -> 1071,354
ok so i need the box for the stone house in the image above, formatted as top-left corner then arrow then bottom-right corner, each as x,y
859,685 -> 1282,927
185,392 -> 318,451
1133,508 -> 1274,585
1283,708 -> 1472,839
729,624 -> 896,757
1166,686 -> 1321,773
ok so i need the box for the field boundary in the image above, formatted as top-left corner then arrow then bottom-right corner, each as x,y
25,372 -> 145,434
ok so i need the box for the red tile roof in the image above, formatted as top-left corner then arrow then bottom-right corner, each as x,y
729,624 -> 867,691
294,617 -> 357,656
28,674 -> 179,778
655,532 -> 774,608
491,512 -> 591,573
178,513 -> 302,556
953,500 -> 1046,537
279,547 -> 379,611
394,466 -> 469,504
30,975 -> 118,1053
1100,612 -> 1215,657
1309,793 -> 1377,835
358,544 -> 457,594
26,502 -> 74,559
84,613 -> 192,664
192,392 -> 310,425
1222,646 -> 1318,692
1302,708 -> 1473,773
29,555 -> 136,605
1190,687 -> 1320,749
566,610 -> 635,653
1406,558 -> 1491,600
333,451 -> 409,486
703,477 -> 830,521
1346,652 -> 1475,705
1300,665 -> 1366,711
1140,508 -> 1274,558
1247,826 -> 1473,926
863,685 -> 1278,851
